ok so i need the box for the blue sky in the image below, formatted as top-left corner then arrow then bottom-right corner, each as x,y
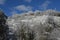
0,0 -> 60,16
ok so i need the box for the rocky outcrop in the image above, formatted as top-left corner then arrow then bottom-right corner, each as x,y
7,10 -> 60,40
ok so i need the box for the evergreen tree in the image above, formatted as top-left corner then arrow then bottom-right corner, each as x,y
0,10 -> 9,40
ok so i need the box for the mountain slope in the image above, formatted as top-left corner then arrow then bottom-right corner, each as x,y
7,10 -> 60,40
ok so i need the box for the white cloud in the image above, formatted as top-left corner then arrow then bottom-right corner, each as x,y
40,0 -> 51,10
14,5 -> 33,12
25,0 -> 32,3
0,0 -> 5,4
10,5 -> 33,15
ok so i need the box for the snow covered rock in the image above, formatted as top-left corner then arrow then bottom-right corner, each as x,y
7,10 -> 60,40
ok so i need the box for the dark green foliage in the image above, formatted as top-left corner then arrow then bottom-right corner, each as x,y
0,11 -> 9,40
28,31 -> 35,40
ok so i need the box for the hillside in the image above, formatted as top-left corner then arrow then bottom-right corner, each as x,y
7,10 -> 60,40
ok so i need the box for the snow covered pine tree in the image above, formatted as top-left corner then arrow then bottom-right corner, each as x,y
0,10 -> 9,40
